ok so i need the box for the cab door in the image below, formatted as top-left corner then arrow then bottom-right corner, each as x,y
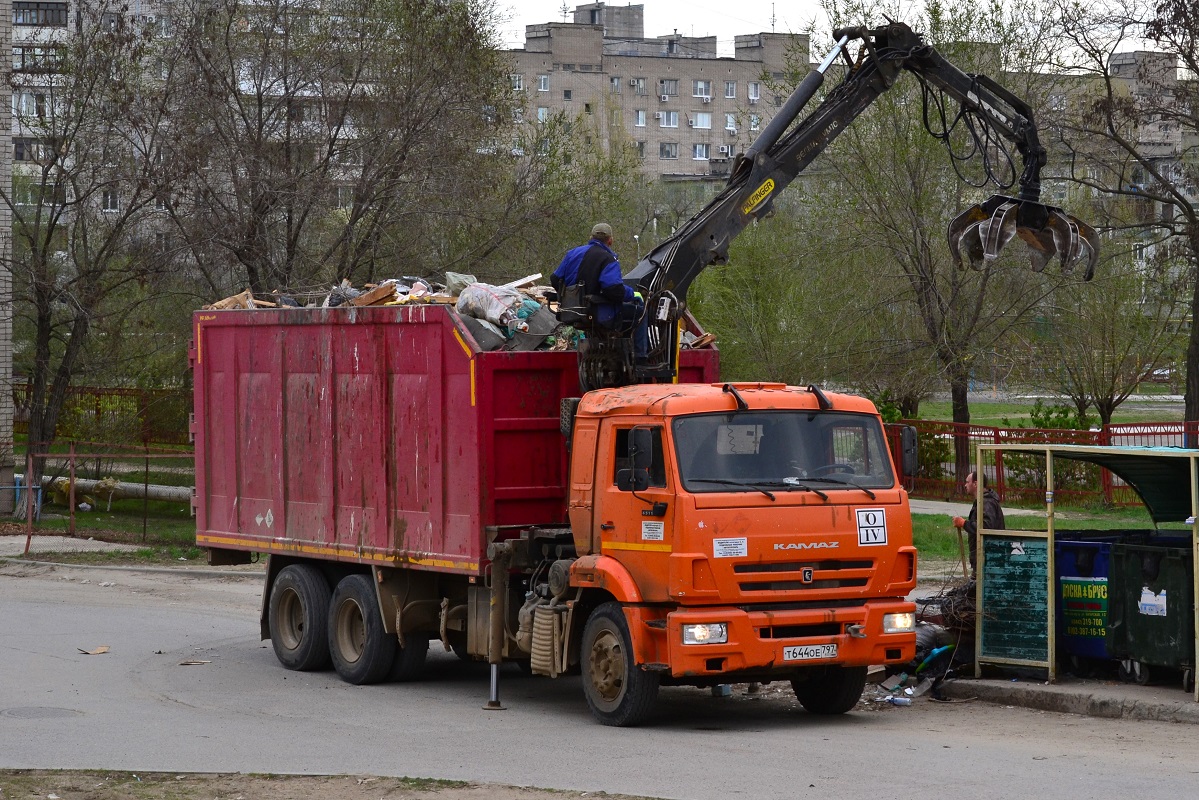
592,423 -> 676,601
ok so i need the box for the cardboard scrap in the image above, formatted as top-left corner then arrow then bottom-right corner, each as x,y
78,645 -> 110,655
178,659 -> 212,666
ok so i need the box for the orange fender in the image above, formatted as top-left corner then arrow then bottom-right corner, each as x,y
570,554 -> 643,603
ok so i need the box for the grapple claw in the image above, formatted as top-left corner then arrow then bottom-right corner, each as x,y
948,194 -> 1099,280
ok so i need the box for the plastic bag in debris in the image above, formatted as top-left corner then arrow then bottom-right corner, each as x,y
515,299 -> 543,320
456,283 -> 523,330
444,272 -> 477,296
323,281 -> 362,308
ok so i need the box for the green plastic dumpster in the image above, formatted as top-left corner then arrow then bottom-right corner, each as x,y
1106,542 -> 1194,688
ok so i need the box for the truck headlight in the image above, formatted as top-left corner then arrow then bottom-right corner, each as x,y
883,612 -> 915,633
682,623 -> 728,644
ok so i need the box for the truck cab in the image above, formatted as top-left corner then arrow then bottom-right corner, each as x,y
562,382 -> 917,724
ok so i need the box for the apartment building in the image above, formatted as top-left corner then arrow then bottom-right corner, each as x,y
506,3 -> 800,181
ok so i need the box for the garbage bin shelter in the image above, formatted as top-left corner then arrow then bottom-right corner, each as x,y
971,444 -> 1199,700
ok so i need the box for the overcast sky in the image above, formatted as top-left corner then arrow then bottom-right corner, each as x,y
497,1 -> 829,56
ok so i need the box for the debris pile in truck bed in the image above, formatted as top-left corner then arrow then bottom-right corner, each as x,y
202,271 -> 715,355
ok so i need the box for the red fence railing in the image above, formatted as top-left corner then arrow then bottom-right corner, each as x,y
886,420 -> 1199,508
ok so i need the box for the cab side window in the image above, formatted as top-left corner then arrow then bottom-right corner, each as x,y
614,427 -> 667,487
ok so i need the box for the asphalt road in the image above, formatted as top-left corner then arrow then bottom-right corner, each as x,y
3,562 -> 1199,799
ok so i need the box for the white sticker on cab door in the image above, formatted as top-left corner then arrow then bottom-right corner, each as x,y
642,521 -> 665,541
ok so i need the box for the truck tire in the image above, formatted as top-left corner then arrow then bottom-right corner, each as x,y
268,564 -> 332,671
791,666 -> 868,715
388,634 -> 430,682
328,574 -> 397,685
581,602 -> 659,726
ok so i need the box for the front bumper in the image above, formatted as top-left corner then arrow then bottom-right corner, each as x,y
627,600 -> 916,678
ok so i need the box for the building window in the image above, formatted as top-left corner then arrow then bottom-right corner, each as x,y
636,141 -> 646,158
155,232 -> 170,253
584,102 -> 593,114
692,112 -> 711,129
634,109 -> 646,127
335,186 -> 353,209
13,137 -> 48,163
13,45 -> 61,72
155,196 -> 169,211
659,111 -> 678,128
538,74 -> 549,92
659,142 -> 678,159
13,91 -> 46,118
725,113 -> 736,131
693,80 -> 711,98
749,114 -> 760,131
510,74 -> 524,92
14,182 -> 64,206
725,81 -> 736,98
537,106 -> 549,123
14,2 -> 68,26
610,76 -> 621,94
748,81 -> 761,102
631,77 -> 646,95
693,143 -> 710,160
102,190 -> 120,213
563,89 -> 572,101
658,79 -> 678,97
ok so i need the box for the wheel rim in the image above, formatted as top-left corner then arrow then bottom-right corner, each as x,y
588,626 -> 627,707
333,598 -> 367,665
277,587 -> 304,651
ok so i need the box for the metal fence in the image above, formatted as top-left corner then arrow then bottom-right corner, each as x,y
887,420 -> 1199,507
13,383 -> 192,447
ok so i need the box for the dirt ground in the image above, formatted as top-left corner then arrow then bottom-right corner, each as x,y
0,771 -> 652,800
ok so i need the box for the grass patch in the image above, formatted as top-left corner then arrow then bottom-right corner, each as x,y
917,399 -> 1182,427
913,505 -> 1192,566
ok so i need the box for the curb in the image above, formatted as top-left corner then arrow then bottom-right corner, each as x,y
0,556 -> 263,580
938,678 -> 1199,725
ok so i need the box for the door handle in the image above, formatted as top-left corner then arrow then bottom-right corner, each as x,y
600,522 -> 615,530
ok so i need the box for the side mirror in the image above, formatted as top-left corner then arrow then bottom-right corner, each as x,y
901,426 -> 918,477
630,428 -> 654,469
616,468 -> 650,492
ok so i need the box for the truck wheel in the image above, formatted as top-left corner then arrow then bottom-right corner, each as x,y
581,602 -> 659,726
791,666 -> 867,715
268,564 -> 332,671
388,634 -> 429,682
328,574 -> 397,685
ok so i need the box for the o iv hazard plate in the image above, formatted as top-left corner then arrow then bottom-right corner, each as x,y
856,508 -> 888,546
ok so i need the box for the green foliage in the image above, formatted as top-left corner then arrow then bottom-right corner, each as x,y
999,399 -> 1100,494
1002,398 -> 1087,430
916,429 -> 951,479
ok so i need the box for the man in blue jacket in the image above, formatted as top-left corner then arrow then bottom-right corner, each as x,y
552,222 -> 648,361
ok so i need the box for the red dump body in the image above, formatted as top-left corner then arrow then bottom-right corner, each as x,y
191,305 -> 718,574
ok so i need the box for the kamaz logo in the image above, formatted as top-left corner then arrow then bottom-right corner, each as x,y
774,542 -> 838,550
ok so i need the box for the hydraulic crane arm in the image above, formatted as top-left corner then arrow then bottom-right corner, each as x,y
575,22 -> 1098,391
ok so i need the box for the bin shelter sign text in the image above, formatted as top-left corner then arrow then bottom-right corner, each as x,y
1061,577 -> 1107,640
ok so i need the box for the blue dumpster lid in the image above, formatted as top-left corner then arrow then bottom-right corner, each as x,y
1048,447 -> 1194,523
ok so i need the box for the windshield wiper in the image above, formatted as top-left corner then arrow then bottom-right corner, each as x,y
689,478 -> 775,500
777,477 -> 829,501
806,474 -> 876,499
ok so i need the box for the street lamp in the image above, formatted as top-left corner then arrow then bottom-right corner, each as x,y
633,234 -> 640,260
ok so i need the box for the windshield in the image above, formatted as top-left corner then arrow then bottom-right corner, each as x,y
673,410 -> 896,493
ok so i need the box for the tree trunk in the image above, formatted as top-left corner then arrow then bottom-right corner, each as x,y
1185,228 -> 1199,439
950,366 -> 971,488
